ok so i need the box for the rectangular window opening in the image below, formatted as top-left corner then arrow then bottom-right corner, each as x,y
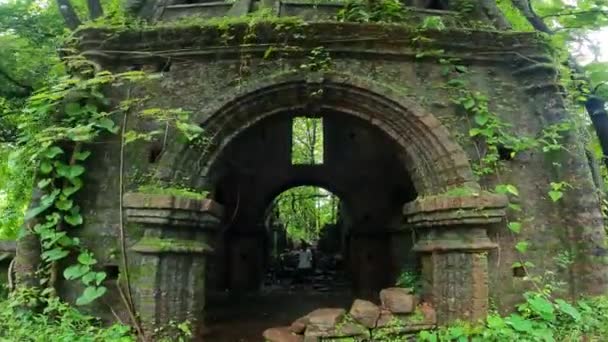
291,116 -> 324,165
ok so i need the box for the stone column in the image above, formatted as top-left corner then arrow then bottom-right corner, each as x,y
402,193 -> 507,324
123,193 -> 223,336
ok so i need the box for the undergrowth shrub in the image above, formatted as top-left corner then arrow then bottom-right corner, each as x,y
417,292 -> 608,342
0,288 -> 135,342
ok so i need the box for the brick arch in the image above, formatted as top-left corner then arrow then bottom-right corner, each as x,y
170,71 -> 477,196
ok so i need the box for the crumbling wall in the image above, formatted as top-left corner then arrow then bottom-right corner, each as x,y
68,19 -> 608,323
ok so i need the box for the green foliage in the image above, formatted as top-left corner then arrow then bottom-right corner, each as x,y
0,288 -> 135,341
271,186 -> 339,243
395,270 -> 420,293
154,320 -> 193,342
337,0 -> 411,23
137,184 -> 208,200
9,59 -> 149,305
548,181 -> 572,202
291,116 -> 324,164
417,294 -> 608,342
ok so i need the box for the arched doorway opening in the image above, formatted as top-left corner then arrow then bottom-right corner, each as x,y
137,74 -> 493,339
264,186 -> 348,294
203,109 -> 419,340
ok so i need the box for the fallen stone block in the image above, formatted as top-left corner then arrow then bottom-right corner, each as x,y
380,287 -> 417,314
349,299 -> 380,329
263,326 -> 304,342
304,322 -> 370,342
306,308 -> 346,332
290,314 -> 310,334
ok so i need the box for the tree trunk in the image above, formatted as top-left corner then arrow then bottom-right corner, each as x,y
56,0 -> 82,30
480,0 -> 512,30
14,188 -> 43,288
586,95 -> 608,170
87,0 -> 104,19
511,0 -> 553,33
510,0 -> 608,177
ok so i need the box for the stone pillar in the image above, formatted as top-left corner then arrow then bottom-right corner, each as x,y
123,193 -> 223,336
402,193 -> 507,324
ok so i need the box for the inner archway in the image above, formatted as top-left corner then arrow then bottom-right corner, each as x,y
202,109 -> 419,341
264,185 -> 348,293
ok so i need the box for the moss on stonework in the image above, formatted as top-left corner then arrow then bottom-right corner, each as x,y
137,184 -> 208,200
132,237 -> 213,254
78,11 -> 304,33
417,186 -> 486,200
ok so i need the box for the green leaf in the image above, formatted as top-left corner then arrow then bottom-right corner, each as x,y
474,113 -> 488,126
65,102 -> 82,116
74,150 -> 92,161
506,314 -> 533,333
43,146 -> 64,159
41,247 -> 69,262
55,198 -> 74,211
64,264 -> 90,280
63,183 -> 82,197
506,184 -> 519,196
555,299 -> 581,322
65,212 -> 83,226
486,314 -> 505,329
469,128 -> 481,137
526,294 -> 555,321
507,222 -> 522,234
76,286 -> 107,306
37,178 -> 53,189
418,331 -> 437,342
548,190 -> 563,202
56,164 -> 85,179
77,252 -> 97,266
67,125 -> 96,142
82,272 -> 96,285
41,189 -> 61,207
508,203 -> 522,212
515,241 -> 529,253
462,98 -> 476,110
495,184 -> 519,196
95,117 -> 118,133
95,272 -> 107,286
40,161 -> 53,174
455,65 -> 468,73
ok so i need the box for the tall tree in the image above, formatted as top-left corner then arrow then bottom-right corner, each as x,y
507,0 -> 608,168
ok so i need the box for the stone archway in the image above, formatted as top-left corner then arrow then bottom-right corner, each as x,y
156,72 -> 478,196
134,72 -> 507,337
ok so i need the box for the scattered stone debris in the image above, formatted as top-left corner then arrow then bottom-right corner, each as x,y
262,288 -> 436,341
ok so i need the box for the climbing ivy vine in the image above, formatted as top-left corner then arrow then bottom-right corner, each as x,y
8,50 -> 206,308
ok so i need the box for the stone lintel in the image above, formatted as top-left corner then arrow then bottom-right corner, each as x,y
76,23 -> 551,67
131,237 -> 214,254
123,192 -> 223,228
412,227 -> 498,253
403,193 -> 508,229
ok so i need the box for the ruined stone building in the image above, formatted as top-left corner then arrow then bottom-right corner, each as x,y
5,0 -> 608,340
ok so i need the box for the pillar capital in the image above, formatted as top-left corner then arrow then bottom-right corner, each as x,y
403,192 -> 508,228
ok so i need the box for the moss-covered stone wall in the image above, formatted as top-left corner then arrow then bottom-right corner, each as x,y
68,17 -> 608,327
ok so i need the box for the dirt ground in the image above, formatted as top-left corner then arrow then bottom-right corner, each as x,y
202,286 -> 353,341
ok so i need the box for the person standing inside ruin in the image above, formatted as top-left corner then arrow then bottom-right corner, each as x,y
297,242 -> 313,283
